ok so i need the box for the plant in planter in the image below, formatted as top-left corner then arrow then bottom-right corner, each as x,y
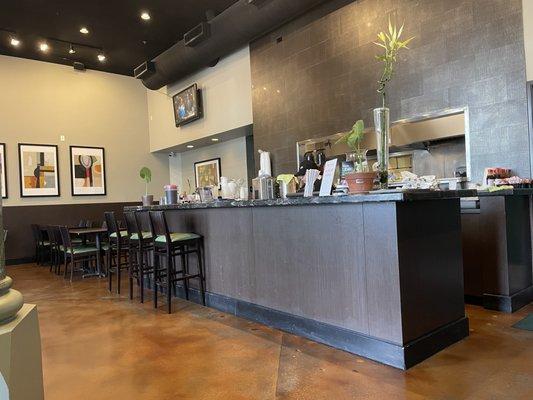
374,19 -> 414,188
139,166 -> 153,206
337,120 -> 376,193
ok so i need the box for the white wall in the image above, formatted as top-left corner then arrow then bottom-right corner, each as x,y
147,46 -> 253,151
0,55 -> 169,207
524,0 -> 533,80
169,137 -> 249,193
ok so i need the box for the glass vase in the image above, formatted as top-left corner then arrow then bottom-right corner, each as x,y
374,107 -> 390,189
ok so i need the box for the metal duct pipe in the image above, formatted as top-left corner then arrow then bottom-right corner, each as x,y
140,0 -> 331,90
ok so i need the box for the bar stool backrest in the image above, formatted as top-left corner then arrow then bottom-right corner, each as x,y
59,226 -> 73,252
85,220 -> 93,228
104,212 -> 119,237
124,211 -> 141,238
149,211 -> 170,244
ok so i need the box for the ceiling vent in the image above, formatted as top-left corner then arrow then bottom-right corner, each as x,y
137,0 -> 331,90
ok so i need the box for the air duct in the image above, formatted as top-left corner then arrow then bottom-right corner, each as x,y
139,0 -> 331,90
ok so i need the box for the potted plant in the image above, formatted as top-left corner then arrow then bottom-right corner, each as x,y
337,120 -> 376,193
139,167 -> 153,206
374,19 -> 414,188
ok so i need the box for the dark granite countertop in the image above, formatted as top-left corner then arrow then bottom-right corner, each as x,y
476,188 -> 533,197
125,189 -> 477,211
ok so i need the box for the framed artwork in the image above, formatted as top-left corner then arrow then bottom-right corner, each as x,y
194,158 -> 221,188
18,143 -> 60,197
173,83 -> 203,127
70,146 -> 106,196
0,143 -> 6,198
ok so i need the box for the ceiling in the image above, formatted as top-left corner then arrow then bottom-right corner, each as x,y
0,0 -> 238,76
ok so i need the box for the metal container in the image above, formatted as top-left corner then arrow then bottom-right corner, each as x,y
164,185 -> 178,204
252,177 -> 275,200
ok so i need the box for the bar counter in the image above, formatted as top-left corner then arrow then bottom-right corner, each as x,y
126,190 -> 474,369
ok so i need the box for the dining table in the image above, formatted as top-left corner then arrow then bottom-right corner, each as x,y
69,227 -> 108,278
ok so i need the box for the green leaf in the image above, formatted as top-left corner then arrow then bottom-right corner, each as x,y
140,167 -> 152,183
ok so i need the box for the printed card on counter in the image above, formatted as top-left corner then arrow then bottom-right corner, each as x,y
319,159 -> 338,196
304,169 -> 320,197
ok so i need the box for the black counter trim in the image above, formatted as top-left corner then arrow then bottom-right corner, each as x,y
168,285 -> 468,370
483,285 -> 533,313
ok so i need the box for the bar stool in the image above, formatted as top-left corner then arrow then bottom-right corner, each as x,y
149,211 -> 206,314
104,212 -> 129,294
124,211 -> 154,303
31,224 -> 49,265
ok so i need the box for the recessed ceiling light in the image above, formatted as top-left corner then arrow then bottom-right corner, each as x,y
97,53 -> 106,62
186,145 -> 194,149
211,138 -> 219,142
39,42 -> 49,52
141,11 -> 151,21
10,37 -> 20,47
69,44 -> 76,54
79,27 -> 89,34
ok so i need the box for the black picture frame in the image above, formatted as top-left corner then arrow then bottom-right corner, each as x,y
69,145 -> 107,196
18,143 -> 60,198
0,143 -> 7,199
194,157 -> 221,189
173,83 -> 203,127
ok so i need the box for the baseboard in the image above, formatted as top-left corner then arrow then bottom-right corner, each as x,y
6,257 -> 35,266
464,294 -> 483,306
160,284 -> 469,370
483,285 -> 533,313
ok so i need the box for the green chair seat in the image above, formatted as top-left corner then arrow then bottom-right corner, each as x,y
41,241 -> 51,246
109,230 -> 128,238
130,231 -> 152,241
61,245 -> 99,255
155,232 -> 200,244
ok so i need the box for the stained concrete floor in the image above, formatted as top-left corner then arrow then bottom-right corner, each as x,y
7,264 -> 533,400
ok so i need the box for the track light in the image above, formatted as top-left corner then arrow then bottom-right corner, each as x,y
10,37 -> 20,47
97,53 -> 106,62
141,11 -> 151,21
39,42 -> 49,52
69,44 -> 76,54
80,27 -> 89,34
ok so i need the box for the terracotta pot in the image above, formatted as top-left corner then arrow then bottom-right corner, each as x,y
345,172 -> 376,194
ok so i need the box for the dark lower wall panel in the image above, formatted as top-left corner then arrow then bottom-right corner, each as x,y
250,0 -> 529,182
3,202 -> 138,263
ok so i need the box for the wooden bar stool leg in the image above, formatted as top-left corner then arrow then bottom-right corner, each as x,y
167,252 -> 173,314
139,248 -> 145,303
128,246 -> 134,300
198,240 -> 206,306
154,253 -> 159,309
116,246 -> 122,294
181,247 -> 189,301
108,249 -> 113,292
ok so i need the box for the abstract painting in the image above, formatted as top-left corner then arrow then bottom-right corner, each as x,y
18,143 -> 60,197
70,146 -> 106,196
194,158 -> 221,188
0,143 -> 6,198
173,83 -> 203,127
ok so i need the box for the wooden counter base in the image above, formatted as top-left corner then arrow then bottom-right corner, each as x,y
133,197 -> 469,369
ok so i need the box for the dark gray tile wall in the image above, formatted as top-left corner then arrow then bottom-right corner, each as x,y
250,0 -> 529,182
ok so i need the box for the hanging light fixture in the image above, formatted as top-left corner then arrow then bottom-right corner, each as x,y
69,44 -> 76,54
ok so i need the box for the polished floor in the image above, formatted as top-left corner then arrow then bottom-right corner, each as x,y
7,264 -> 533,400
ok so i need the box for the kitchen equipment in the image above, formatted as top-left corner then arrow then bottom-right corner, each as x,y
164,184 -> 178,204
316,149 -> 327,172
252,176 -> 275,200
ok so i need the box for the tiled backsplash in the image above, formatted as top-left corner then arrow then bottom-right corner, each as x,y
250,0 -> 529,183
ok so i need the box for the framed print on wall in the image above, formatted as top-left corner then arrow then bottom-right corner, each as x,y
194,158 -> 221,188
0,143 -> 7,198
70,146 -> 106,196
172,83 -> 203,127
18,143 -> 60,197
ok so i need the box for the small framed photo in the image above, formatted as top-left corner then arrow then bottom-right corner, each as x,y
70,146 -> 107,196
18,143 -> 60,197
194,158 -> 221,189
1,143 -> 7,198
173,83 -> 203,127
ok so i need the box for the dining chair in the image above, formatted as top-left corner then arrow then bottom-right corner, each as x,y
58,226 -> 99,282
31,224 -> 49,265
